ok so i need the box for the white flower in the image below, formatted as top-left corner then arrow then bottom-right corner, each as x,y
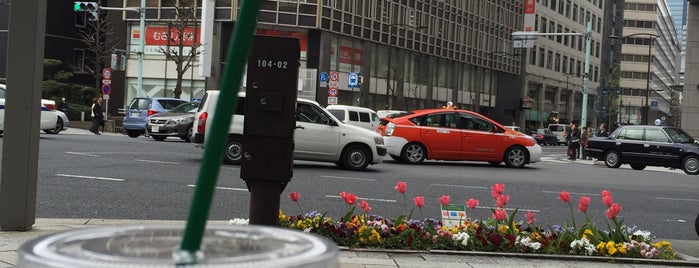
228,218 -> 249,225
570,238 -> 597,256
633,230 -> 652,241
303,227 -> 313,233
529,242 -> 542,250
453,232 -> 470,247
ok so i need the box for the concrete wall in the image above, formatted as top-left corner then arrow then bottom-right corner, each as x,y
681,1 -> 699,136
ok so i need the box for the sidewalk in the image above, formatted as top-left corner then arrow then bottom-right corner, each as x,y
1,218 -> 698,267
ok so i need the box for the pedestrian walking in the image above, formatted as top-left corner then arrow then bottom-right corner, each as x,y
56,97 -> 68,113
566,121 -> 580,161
597,123 -> 609,137
89,97 -> 104,135
581,127 -> 592,160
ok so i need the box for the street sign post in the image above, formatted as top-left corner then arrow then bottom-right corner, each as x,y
348,72 -> 359,88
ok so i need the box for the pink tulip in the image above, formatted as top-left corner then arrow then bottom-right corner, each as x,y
606,203 -> 622,220
602,194 -> 614,207
466,198 -> 479,209
359,200 -> 371,213
496,195 -> 510,208
413,196 -> 425,208
289,192 -> 300,202
394,181 -> 407,193
340,192 -> 357,205
491,183 -> 505,198
559,190 -> 571,203
526,211 -> 536,225
493,209 -> 507,221
578,196 -> 591,212
439,195 -> 450,206
601,190 -> 611,197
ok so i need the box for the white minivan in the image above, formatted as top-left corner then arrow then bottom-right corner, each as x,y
192,91 -> 387,171
548,123 -> 571,145
326,105 -> 379,131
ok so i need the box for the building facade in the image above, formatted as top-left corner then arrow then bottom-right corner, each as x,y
682,0 -> 698,136
614,0 -> 681,126
520,0 -> 604,130
119,0 -> 530,125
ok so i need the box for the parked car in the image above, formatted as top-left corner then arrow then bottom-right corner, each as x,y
0,84 -> 62,133
41,99 -> 70,134
192,91 -> 386,171
122,97 -> 188,138
505,125 -> 525,134
376,110 -> 408,119
326,105 -> 379,131
145,101 -> 199,142
586,125 -> 699,175
376,108 -> 542,168
532,128 -> 558,146
548,123 -> 571,145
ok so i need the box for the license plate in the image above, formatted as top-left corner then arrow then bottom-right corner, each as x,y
130,112 -> 139,118
151,125 -> 159,132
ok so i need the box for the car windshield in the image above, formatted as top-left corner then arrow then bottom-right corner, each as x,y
664,128 -> 695,143
170,102 -> 199,113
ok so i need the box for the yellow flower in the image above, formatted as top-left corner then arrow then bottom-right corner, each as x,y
583,229 -> 593,240
278,210 -> 287,221
370,229 -> 381,242
498,224 -> 508,234
531,232 -> 542,241
596,242 -> 605,252
617,243 -> 627,255
606,241 -> 617,255
654,241 -> 673,251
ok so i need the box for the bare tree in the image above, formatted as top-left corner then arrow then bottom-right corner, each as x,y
74,0 -> 117,94
160,0 -> 201,99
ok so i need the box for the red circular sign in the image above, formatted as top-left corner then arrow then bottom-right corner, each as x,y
328,87 -> 338,96
102,68 -> 112,80
329,71 -> 339,82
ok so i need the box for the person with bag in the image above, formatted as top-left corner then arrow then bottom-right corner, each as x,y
566,121 -> 580,161
89,97 -> 104,135
581,127 -> 592,160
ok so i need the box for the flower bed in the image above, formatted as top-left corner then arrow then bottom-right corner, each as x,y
240,182 -> 677,260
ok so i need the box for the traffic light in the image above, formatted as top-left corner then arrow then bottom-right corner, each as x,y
73,2 -> 99,21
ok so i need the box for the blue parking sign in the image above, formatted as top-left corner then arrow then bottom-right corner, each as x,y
319,72 -> 329,82
650,100 -> 658,110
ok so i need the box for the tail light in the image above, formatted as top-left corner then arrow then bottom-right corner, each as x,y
44,104 -> 55,111
147,109 -> 158,116
197,112 -> 208,133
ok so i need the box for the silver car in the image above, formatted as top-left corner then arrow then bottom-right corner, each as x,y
145,101 -> 199,142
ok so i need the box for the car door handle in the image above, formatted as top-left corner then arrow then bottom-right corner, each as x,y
295,125 -> 305,130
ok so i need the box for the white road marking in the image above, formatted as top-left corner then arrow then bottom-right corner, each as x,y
55,174 -> 125,182
65,152 -> 99,157
542,190 -> 600,196
319,175 -> 375,182
664,219 -> 688,223
134,159 -> 179,165
187,184 -> 248,192
655,197 -> 699,202
430,184 -> 487,189
325,195 -> 397,203
476,206 -> 541,213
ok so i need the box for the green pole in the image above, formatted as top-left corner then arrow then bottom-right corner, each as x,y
179,0 -> 262,254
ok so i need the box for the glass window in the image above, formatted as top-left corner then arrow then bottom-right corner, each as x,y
618,128 -> 643,140
664,128 -> 695,143
359,112 -> 370,122
424,113 -> 456,128
158,100 -> 188,110
328,109 -> 345,120
458,113 -> 493,132
349,111 -> 359,121
129,98 -> 150,110
644,128 -> 669,143
297,103 -> 332,125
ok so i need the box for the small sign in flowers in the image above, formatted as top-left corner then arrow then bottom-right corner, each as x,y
441,204 -> 466,227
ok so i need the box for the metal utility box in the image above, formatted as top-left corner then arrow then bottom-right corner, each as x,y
240,35 -> 300,182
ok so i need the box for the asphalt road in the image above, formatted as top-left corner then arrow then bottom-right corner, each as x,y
1,129 -> 697,240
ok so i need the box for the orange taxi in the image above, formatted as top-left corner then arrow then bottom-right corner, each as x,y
376,109 -> 542,168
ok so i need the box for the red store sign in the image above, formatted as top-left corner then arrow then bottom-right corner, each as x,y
144,27 -> 201,46
338,46 -> 362,65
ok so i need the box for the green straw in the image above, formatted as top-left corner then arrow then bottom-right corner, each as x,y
180,0 -> 262,254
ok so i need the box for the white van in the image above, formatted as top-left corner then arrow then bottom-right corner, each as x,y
326,105 -> 379,131
192,91 -> 386,171
547,123 -> 571,145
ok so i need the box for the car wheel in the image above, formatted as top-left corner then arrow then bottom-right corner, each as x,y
152,135 -> 166,141
340,145 -> 370,171
488,161 -> 502,166
223,137 -> 243,165
504,146 -> 528,168
681,155 -> 699,175
401,142 -> 426,164
389,155 -> 402,162
43,117 -> 64,134
127,130 -> 140,138
604,150 -> 622,168
630,164 -> 646,170
180,125 -> 192,142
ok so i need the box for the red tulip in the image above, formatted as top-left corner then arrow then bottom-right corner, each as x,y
439,195 -> 451,206
601,190 -> 611,197
493,209 -> 507,221
526,211 -> 536,225
340,192 -> 357,205
559,191 -> 571,203
394,181 -> 407,193
413,196 -> 425,208
496,195 -> 510,208
606,203 -> 622,220
491,183 -> 505,198
578,196 -> 590,212
289,191 -> 300,202
466,198 -> 479,209
359,200 -> 371,213
602,194 -> 614,207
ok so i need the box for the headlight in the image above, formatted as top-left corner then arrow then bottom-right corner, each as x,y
374,136 -> 384,146
385,122 -> 395,136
